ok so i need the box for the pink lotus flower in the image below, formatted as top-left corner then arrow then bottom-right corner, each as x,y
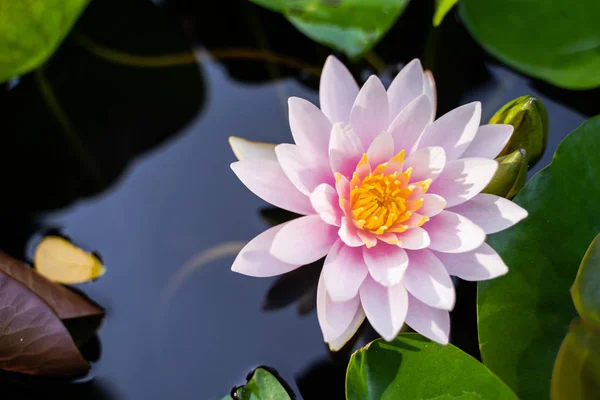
229,56 -> 527,350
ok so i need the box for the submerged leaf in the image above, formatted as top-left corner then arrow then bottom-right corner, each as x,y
551,319 -> 600,400
0,272 -> 89,377
0,252 -> 103,319
34,236 -> 105,284
346,333 -> 517,400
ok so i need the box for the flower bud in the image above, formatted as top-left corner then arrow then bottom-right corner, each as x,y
482,149 -> 527,199
489,95 -> 548,167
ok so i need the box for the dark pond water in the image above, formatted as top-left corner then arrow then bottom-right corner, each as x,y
0,0 -> 597,399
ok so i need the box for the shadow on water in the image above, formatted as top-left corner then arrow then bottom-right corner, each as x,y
0,0 -> 205,215
0,0 -> 597,399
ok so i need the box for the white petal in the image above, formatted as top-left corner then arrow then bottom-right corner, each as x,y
426,211 -> 486,253
317,271 -> 361,342
367,131 -> 395,167
350,76 -> 389,147
461,124 -> 514,159
229,136 -> 276,161
429,158 -> 498,207
231,159 -> 313,215
329,122 -> 365,177
270,215 -> 337,264
419,194 -> 446,217
404,146 -> 446,182
418,102 -> 482,161
320,55 -> 359,123
363,244 -> 408,287
388,95 -> 432,155
328,305 -> 366,351
405,294 -> 449,344
423,70 -> 437,121
448,194 -> 528,234
288,97 -> 332,158
275,144 -> 329,195
396,227 -> 431,250
310,183 -> 342,226
435,242 -> 508,281
232,223 -> 299,277
359,276 -> 408,341
404,249 -> 455,310
388,59 -> 424,120
323,240 -> 369,302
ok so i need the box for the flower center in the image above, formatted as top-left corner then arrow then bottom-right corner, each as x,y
348,151 -> 430,235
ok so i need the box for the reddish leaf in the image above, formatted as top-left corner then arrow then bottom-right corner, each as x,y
0,272 -> 89,377
0,252 -> 103,319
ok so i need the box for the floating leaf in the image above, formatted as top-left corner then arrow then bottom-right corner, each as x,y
489,95 -> 548,167
346,333 -> 517,400
478,116 -> 600,398
0,251 -> 103,319
0,252 -> 103,377
571,233 -> 600,329
551,319 -> 600,400
34,236 -> 105,284
0,274 -> 88,377
0,0 -> 89,83
482,149 -> 527,199
223,367 -> 294,400
433,0 -> 459,27
460,0 -> 600,89
250,0 -> 409,58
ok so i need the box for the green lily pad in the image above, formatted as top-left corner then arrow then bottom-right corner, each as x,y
572,233 -> 600,328
551,318 -> 600,400
250,0 -> 409,58
433,0 -> 459,27
346,333 -> 517,400
460,0 -> 600,89
478,116 -> 600,399
0,0 -> 89,83
223,367 -> 293,400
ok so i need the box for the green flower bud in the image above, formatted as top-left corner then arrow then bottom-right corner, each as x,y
482,149 -> 527,199
489,95 -> 548,167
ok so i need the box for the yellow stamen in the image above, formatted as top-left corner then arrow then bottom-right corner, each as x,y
349,150 -> 430,234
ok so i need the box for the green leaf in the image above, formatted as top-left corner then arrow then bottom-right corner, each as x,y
250,0 -> 409,58
478,116 -> 600,399
225,368 -> 293,400
551,318 -> 600,400
0,0 -> 89,83
345,333 -> 518,400
433,0 -> 459,27
460,0 -> 600,89
572,233 -> 600,328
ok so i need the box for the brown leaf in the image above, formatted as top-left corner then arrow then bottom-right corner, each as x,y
0,252 -> 103,320
0,272 -> 89,377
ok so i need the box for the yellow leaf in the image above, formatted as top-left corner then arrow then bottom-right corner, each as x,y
34,236 -> 105,284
